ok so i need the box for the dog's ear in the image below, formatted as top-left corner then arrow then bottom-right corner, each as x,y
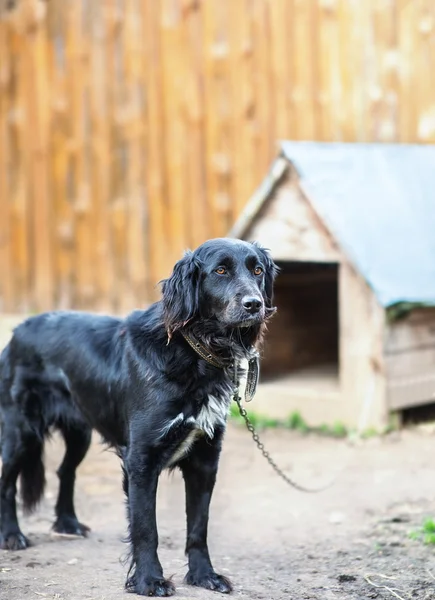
161,250 -> 201,336
254,243 -> 279,309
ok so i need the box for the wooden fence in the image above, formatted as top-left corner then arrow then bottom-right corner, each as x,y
1,0 -> 434,313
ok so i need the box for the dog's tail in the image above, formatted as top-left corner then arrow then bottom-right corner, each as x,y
0,343 -> 46,514
19,438 -> 46,515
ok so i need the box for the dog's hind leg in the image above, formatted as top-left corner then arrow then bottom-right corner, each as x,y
52,422 -> 92,537
0,423 -> 41,550
180,430 -> 233,594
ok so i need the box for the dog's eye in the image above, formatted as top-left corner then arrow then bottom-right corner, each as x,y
254,266 -> 263,275
215,267 -> 227,275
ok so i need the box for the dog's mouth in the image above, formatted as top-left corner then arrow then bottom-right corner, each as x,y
224,308 -> 276,328
216,303 -> 277,329
235,319 -> 259,328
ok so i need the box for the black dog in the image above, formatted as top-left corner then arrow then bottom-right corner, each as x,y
0,238 -> 277,596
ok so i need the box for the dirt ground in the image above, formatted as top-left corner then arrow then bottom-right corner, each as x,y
1,424 -> 435,600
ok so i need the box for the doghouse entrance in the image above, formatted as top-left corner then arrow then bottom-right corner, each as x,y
261,260 -> 339,390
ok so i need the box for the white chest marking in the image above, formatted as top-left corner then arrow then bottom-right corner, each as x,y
195,394 -> 231,439
166,429 -> 202,467
158,412 -> 184,438
163,392 -> 232,467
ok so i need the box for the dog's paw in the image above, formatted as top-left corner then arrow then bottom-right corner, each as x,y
185,571 -> 233,594
126,576 -> 176,597
0,531 -> 30,551
52,516 -> 90,538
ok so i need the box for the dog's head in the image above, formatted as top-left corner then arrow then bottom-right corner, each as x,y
162,238 -> 279,336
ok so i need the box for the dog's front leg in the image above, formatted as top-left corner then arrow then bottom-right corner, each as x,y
125,445 -> 175,597
180,429 -> 233,594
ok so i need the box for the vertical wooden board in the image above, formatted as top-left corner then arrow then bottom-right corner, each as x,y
284,0 -> 298,139
66,1 -> 96,310
385,0 -> 400,142
292,0 -> 316,139
10,26 -> 31,312
123,0 -> 148,307
400,0 -> 432,143
343,0 -> 368,141
183,1 -> 208,249
88,0 -> 115,311
4,29 -> 17,311
228,0 -> 256,216
370,0 -> 398,142
142,0 -> 169,297
346,0 -> 373,142
338,0 -> 358,141
426,0 -> 435,143
212,0 -> 234,235
0,19 -> 13,311
413,0 -> 435,143
201,0 -> 235,238
316,0 -> 341,141
201,0 -> 219,238
160,0 -> 188,265
107,0 -> 130,313
251,0 -> 274,173
396,0 -> 414,142
269,0 -> 290,142
310,0 -> 322,140
28,7 -> 54,311
79,0 -> 99,310
50,0 -> 74,310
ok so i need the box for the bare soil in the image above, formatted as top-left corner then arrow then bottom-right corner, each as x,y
1,424 -> 435,600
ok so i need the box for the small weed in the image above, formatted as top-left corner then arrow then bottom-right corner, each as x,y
422,518 -> 435,544
313,421 -> 348,438
423,518 -> 435,533
409,518 -> 435,545
331,421 -> 348,437
229,403 -> 279,430
373,542 -> 382,552
263,417 -> 279,428
286,411 -> 309,432
361,427 -> 378,439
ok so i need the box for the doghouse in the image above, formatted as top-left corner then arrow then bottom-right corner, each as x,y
230,142 -> 435,431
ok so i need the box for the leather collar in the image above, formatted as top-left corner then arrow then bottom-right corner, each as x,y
180,331 -> 233,369
180,330 -> 260,402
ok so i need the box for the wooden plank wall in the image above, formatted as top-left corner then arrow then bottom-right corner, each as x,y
0,0 -> 434,313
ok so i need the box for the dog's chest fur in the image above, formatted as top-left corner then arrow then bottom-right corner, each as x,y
165,381 -> 234,467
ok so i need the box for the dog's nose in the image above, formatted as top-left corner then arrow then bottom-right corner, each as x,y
242,296 -> 262,314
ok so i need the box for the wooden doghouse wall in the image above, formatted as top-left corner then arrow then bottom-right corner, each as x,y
339,263 -> 387,430
385,308 -> 435,411
246,168 -> 341,262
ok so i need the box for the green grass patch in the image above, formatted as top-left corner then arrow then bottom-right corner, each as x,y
229,404 -> 350,438
286,411 -> 309,432
408,518 -> 435,545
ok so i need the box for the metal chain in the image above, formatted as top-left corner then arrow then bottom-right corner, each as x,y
233,393 -> 332,493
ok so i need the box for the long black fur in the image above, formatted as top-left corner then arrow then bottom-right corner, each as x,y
0,238 -> 278,596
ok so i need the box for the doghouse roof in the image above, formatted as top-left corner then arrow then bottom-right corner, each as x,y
230,141 -> 435,308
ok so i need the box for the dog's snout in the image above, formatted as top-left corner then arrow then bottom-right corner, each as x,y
242,296 -> 262,314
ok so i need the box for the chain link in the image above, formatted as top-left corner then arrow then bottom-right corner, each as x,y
233,393 -> 331,493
